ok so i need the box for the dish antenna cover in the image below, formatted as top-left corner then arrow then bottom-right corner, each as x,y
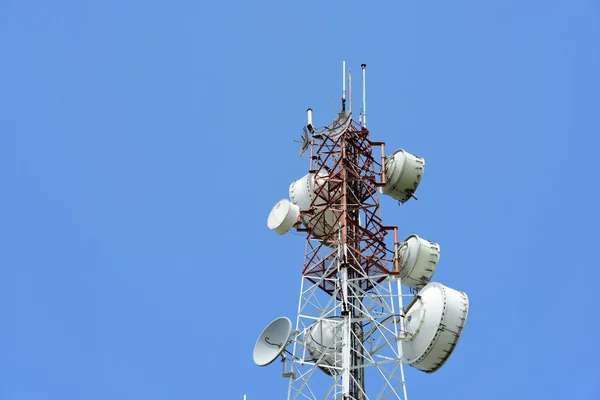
305,317 -> 343,376
289,173 -> 340,245
289,173 -> 315,211
380,149 -> 425,203
298,127 -> 310,157
289,171 -> 334,210
326,111 -> 352,138
397,234 -> 441,290
402,282 -> 469,373
253,317 -> 293,367
267,199 -> 300,235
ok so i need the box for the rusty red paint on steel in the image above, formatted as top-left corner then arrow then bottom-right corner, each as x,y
301,120 -> 397,295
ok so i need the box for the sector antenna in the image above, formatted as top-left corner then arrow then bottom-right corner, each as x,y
256,63 -> 470,399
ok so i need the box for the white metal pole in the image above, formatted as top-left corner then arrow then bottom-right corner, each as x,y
287,273 -> 307,400
342,61 -> 346,107
361,63 -> 367,127
341,266 -> 351,397
396,279 -> 409,400
348,70 -> 352,114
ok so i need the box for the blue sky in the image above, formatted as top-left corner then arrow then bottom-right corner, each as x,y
1,1 -> 599,399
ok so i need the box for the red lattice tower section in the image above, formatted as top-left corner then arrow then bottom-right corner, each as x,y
299,119 -> 400,296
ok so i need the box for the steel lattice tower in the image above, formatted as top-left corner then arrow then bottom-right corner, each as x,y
285,112 -> 409,400
255,62 -> 469,400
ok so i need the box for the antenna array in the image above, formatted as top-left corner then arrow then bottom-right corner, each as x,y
257,62 -> 469,400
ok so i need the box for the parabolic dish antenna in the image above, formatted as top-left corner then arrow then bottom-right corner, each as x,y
402,282 -> 469,373
267,199 -> 300,235
289,173 -> 315,211
397,234 -> 441,290
326,111 -> 352,138
305,317 -> 343,376
289,171 -> 340,210
289,172 -> 340,246
298,127 -> 310,157
379,149 -> 425,203
253,317 -> 293,367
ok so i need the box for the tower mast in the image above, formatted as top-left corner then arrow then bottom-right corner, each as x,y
286,65 -> 406,398
257,62 -> 470,400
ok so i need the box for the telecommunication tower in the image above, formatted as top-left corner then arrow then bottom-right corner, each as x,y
254,62 -> 469,400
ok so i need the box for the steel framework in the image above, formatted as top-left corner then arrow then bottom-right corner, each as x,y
285,116 -> 411,400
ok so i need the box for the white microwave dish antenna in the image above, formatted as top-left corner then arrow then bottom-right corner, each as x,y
289,172 -> 340,246
305,317 -> 343,376
397,234 -> 441,290
289,171 -> 338,210
289,173 -> 316,211
267,199 -> 299,235
380,149 -> 425,203
402,282 -> 469,373
253,317 -> 293,367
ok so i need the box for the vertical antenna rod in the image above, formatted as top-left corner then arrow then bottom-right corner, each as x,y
342,61 -> 347,111
361,63 -> 367,127
348,69 -> 352,114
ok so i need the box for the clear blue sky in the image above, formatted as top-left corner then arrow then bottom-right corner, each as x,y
1,1 -> 598,399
